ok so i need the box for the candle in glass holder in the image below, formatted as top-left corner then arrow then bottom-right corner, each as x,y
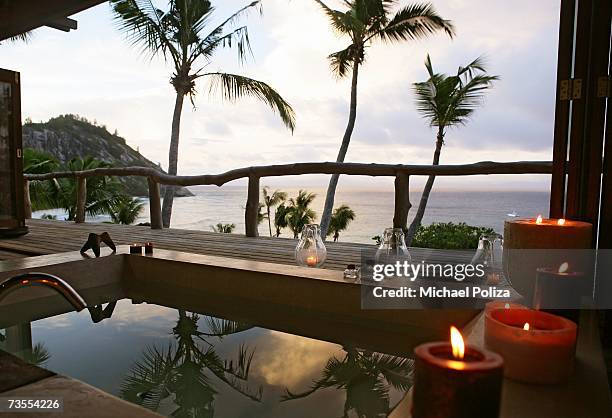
129,243 -> 143,254
306,255 -> 318,267
484,308 -> 577,384
412,327 -> 504,418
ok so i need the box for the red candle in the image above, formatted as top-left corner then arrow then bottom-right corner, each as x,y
503,217 -> 592,302
534,262 -> 588,310
484,308 -> 577,384
412,327 -> 504,418
144,242 -> 154,254
129,243 -> 143,254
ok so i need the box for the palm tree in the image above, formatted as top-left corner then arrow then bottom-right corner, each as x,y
109,195 -> 145,225
282,346 -> 413,417
111,0 -> 296,228
121,311 -> 260,415
211,223 -> 236,233
262,187 -> 287,237
274,203 -> 290,237
327,205 -> 356,242
286,190 -> 317,238
405,55 -> 498,245
316,0 -> 454,239
22,149 -> 60,211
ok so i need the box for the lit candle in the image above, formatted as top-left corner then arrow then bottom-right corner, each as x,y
144,242 -> 154,254
129,243 -> 143,254
534,262 -> 587,322
503,217 -> 592,302
306,255 -> 318,267
412,327 -> 504,418
484,308 -> 577,384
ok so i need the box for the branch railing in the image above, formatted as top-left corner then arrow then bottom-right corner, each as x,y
23,161 -> 553,236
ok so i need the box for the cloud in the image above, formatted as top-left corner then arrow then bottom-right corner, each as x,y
0,0 -> 560,189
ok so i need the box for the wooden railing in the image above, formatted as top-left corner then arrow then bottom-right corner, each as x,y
23,160 -> 553,236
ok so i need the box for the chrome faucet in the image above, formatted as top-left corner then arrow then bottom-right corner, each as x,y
0,273 -> 87,311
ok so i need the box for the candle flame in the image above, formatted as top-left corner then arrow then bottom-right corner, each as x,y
536,215 -> 543,224
558,262 -> 569,273
523,323 -> 530,331
450,326 -> 465,360
557,218 -> 566,225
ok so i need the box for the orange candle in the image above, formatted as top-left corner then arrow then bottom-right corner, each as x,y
412,327 -> 504,418
503,217 -> 592,302
306,255 -> 317,267
484,308 -> 577,384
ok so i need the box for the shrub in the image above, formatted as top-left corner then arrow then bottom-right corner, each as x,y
411,222 -> 495,250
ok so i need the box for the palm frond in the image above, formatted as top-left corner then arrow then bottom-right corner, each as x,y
376,2 -> 454,42
314,0 -> 358,35
201,317 -> 253,338
205,72 -> 296,131
110,0 -> 180,66
329,45 -> 358,78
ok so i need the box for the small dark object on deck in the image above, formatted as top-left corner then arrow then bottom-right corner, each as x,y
80,232 -> 116,257
144,242 -> 154,254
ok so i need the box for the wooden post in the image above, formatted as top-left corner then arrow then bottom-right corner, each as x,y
148,177 -> 163,230
245,175 -> 260,237
75,176 -> 86,223
23,180 -> 32,219
393,172 -> 411,230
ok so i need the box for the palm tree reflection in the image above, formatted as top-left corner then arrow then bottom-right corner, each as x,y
121,310 -> 261,417
282,346 -> 414,418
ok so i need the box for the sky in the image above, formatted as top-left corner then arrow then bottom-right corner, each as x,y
1,0 -> 561,191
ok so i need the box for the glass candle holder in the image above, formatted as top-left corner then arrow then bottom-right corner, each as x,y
295,224 -> 327,268
374,227 -> 411,264
471,233 -> 503,284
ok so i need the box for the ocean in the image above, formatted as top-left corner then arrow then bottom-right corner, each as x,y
33,187 -> 550,244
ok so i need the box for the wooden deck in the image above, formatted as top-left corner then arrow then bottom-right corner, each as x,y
0,219 -> 472,268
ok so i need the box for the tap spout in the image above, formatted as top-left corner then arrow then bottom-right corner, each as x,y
0,273 -> 87,311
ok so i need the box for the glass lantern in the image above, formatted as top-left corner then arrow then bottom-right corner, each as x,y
471,233 -> 504,284
375,227 -> 411,264
295,224 -> 327,268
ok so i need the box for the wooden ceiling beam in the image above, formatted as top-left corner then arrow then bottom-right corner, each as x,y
44,18 -> 78,33
0,0 -> 105,41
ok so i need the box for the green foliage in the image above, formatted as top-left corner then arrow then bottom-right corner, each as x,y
285,190 -> 317,238
316,0 -> 454,78
23,151 -> 123,219
211,223 -> 236,233
263,187 -> 287,236
411,222 -> 495,250
109,195 -> 145,225
327,204 -> 356,242
274,204 -> 290,237
413,55 -> 498,130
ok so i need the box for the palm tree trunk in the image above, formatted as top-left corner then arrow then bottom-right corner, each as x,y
267,207 -> 272,237
405,128 -> 445,246
320,61 -> 359,239
161,89 -> 185,228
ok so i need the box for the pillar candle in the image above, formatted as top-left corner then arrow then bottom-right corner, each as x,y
503,217 -> 592,303
412,327 -> 504,418
484,308 -> 577,384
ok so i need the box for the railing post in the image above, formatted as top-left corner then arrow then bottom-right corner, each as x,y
23,180 -> 32,219
393,172 -> 411,230
245,174 -> 260,237
75,176 -> 87,223
148,177 -> 163,230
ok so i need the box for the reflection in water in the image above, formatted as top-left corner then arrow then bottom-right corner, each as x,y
121,310 -> 261,416
88,301 -> 117,323
282,346 -> 414,418
2,299 -> 413,417
1,323 -> 51,366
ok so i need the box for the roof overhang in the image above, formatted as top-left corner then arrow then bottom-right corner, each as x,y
0,0 -> 106,41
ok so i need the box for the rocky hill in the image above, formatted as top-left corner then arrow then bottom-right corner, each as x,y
23,115 -> 192,197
